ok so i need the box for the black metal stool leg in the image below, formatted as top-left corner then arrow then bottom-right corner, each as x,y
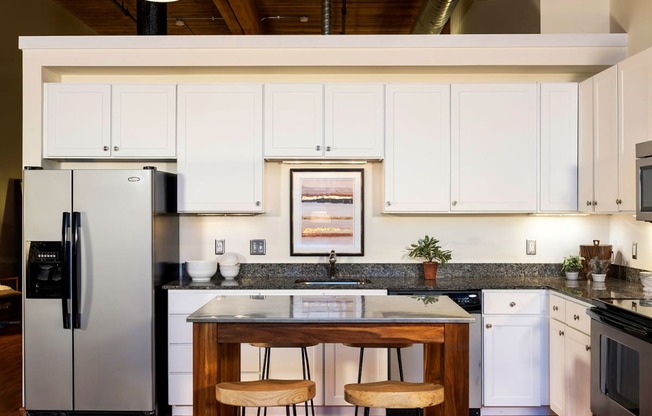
300,347 -> 315,416
397,347 -> 405,382
363,407 -> 370,416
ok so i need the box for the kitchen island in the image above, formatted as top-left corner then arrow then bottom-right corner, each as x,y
187,294 -> 474,416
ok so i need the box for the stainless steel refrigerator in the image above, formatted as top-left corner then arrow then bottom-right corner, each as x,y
22,168 -> 178,414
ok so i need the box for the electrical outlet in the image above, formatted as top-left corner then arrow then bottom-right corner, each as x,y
215,239 -> 225,255
250,239 -> 266,255
526,240 -> 536,255
633,242 -> 638,260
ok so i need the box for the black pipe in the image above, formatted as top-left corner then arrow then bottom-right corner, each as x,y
137,0 -> 167,35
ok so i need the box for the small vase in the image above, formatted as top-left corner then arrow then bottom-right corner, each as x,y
592,273 -> 607,283
565,271 -> 579,280
423,262 -> 438,280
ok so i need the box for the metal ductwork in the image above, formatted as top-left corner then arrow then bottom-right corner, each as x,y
137,0 -> 167,35
411,0 -> 461,34
322,0 -> 331,35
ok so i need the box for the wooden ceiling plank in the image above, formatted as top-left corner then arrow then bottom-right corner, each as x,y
211,0 -> 244,34
227,0 -> 262,34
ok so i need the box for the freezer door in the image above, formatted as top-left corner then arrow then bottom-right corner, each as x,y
23,169 -> 74,411
72,170 -> 155,411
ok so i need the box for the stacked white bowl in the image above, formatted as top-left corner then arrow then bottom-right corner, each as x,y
640,271 -> 652,292
186,260 -> 217,283
219,252 -> 240,279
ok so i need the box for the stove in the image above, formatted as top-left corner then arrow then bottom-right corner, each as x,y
589,297 -> 652,341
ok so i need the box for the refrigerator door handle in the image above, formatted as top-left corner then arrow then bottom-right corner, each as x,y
61,212 -> 71,329
72,211 -> 82,329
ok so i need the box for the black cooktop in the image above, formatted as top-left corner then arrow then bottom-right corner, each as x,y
589,297 -> 652,341
596,297 -> 652,320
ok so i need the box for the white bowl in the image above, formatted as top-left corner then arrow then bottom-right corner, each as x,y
219,264 -> 240,279
186,260 -> 217,282
219,252 -> 240,266
641,273 -> 652,292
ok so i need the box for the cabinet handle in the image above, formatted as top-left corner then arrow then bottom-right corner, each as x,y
574,314 -> 580,321
592,201 -> 597,206
315,145 -> 321,151
103,146 -> 109,151
386,201 -> 391,206
553,305 -> 558,311
509,301 -> 516,307
452,201 -> 458,206
113,146 -> 119,151
586,201 -> 592,206
325,146 -> 331,152
485,323 -> 492,329
255,201 -> 261,206
559,330 -> 564,336
585,345 -> 591,351
616,199 -> 622,205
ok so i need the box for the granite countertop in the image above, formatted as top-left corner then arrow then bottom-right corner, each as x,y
164,272 -> 648,306
187,294 -> 475,323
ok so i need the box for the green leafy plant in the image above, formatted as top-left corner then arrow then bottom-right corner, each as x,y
411,295 -> 439,306
561,255 -> 584,273
407,235 -> 452,264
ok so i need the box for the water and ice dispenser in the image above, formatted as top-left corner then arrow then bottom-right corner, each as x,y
26,241 -> 64,298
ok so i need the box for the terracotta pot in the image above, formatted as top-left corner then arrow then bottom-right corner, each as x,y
423,262 -> 438,280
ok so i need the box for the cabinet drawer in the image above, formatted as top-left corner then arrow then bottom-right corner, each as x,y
565,299 -> 591,335
169,373 -> 193,405
168,291 -> 222,314
169,344 -> 193,373
549,294 -> 566,322
168,314 -> 193,343
484,291 -> 543,315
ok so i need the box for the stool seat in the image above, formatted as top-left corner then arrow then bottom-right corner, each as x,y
250,342 -> 319,348
343,342 -> 414,349
344,380 -> 444,409
216,379 -> 316,408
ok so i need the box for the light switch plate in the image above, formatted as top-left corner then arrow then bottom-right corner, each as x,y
251,239 -> 266,255
526,240 -> 536,255
215,239 -> 225,255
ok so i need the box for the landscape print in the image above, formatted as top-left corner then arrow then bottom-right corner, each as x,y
290,169 -> 363,255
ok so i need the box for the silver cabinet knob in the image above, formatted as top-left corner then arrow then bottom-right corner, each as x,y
559,330 -> 564,336
586,201 -> 592,206
386,201 -> 391,206
255,201 -> 261,206
592,201 -> 597,206
103,146 -> 109,151
315,145 -> 321,151
485,323 -> 492,329
573,314 -> 580,321
452,201 -> 458,206
585,345 -> 591,351
326,146 -> 331,151
113,146 -> 119,151
616,199 -> 622,205
509,302 -> 516,307
552,305 -> 558,311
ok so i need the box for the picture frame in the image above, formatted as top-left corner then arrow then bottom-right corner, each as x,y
290,168 -> 364,256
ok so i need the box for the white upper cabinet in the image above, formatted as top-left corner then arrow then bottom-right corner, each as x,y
44,83 -> 176,159
619,47 -> 652,212
324,84 -> 384,159
44,83 -> 111,158
578,78 -> 595,213
177,84 -> 264,214
111,84 -> 177,158
384,84 -> 451,212
264,83 -> 384,159
264,84 -> 324,158
451,84 -> 538,212
539,83 -> 578,212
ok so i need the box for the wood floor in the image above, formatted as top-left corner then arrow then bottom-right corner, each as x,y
0,324 -> 24,416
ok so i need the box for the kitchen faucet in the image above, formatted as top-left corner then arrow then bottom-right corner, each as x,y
329,250 -> 337,279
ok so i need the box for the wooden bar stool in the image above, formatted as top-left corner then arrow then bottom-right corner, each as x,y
216,379 -> 316,416
250,342 -> 318,416
344,380 -> 444,416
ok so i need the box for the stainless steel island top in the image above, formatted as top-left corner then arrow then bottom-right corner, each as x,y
186,294 -> 474,323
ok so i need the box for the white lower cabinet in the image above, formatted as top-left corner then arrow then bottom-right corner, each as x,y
548,294 -> 592,416
482,290 -> 548,409
167,290 -> 386,416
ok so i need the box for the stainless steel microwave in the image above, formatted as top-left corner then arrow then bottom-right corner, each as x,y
636,141 -> 652,221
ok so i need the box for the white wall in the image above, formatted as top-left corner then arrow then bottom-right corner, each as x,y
541,0 -> 610,34
611,0 -> 652,55
610,214 -> 652,270
180,162 -> 612,265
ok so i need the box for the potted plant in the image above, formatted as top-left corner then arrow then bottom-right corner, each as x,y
407,235 -> 452,280
561,255 -> 584,280
588,256 -> 611,283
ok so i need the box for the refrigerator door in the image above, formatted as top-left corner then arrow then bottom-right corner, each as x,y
23,169 -> 74,411
72,170 -> 155,411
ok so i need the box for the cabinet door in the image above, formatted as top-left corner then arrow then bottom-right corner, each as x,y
264,84 -> 323,158
323,343 -> 388,406
549,319 -> 567,416
112,84 -> 176,158
384,84 -> 450,212
619,48 -> 652,212
483,314 -> 544,406
593,66 -> 619,213
44,83 -> 111,158
578,78 -> 595,213
451,84 -> 537,212
325,84 -> 384,159
177,84 -> 264,213
565,327 -> 591,416
540,83 -> 578,212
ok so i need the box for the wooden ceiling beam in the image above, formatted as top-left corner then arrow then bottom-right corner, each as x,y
211,0 -> 262,35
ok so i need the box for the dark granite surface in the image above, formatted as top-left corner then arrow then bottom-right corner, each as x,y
163,263 -> 649,305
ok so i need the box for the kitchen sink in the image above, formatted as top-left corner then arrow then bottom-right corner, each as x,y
294,278 -> 371,285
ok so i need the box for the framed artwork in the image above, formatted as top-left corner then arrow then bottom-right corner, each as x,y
290,168 -> 364,256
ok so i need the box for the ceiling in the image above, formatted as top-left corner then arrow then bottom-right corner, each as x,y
50,0 -> 435,36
